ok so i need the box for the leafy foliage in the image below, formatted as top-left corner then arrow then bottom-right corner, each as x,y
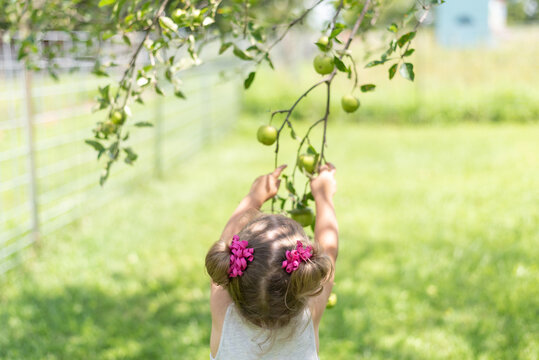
0,0 -> 442,194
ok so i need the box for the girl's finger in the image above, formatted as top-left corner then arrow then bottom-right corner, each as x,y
318,164 -> 330,173
272,164 -> 287,177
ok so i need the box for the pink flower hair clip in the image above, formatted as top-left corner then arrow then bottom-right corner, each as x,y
228,235 -> 254,278
282,241 -> 313,273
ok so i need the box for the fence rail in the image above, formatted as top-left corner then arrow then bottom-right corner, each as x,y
0,38 -> 241,275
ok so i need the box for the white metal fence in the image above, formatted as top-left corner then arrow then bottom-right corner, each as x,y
0,38 -> 241,275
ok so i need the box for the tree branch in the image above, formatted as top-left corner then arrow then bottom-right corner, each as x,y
263,0 -> 325,57
319,0 -> 372,163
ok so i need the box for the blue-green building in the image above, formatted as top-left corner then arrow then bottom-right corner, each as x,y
436,0 -> 506,47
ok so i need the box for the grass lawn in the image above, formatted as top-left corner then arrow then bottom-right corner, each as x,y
1,119 -> 538,359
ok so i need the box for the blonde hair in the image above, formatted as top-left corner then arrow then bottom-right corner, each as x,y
205,212 -> 333,331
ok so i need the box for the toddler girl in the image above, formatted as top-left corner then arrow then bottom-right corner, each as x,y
206,163 -> 338,359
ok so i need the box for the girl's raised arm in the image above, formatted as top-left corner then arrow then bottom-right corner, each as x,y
309,163 -> 338,323
311,163 -> 338,264
218,164 -> 287,244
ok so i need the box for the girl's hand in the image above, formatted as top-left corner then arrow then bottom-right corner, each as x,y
310,162 -> 337,202
248,164 -> 287,205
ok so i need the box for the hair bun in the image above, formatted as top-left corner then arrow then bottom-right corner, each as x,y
289,246 -> 333,300
205,240 -> 231,286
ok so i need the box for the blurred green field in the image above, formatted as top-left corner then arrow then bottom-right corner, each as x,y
1,118 -> 538,359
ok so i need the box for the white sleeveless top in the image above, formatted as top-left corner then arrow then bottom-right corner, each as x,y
210,303 -> 319,360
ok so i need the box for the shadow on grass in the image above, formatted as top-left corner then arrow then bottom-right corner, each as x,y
1,274 -> 211,359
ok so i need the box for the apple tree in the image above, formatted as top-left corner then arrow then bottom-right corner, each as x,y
1,0 -> 443,224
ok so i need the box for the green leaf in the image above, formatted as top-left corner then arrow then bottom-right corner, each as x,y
389,63 -> 398,79
387,23 -> 398,33
360,84 -> 376,92
124,14 -> 134,24
85,139 -> 105,152
286,181 -> 296,195
329,23 -> 345,39
159,16 -> 178,32
232,46 -> 253,61
165,69 -> 173,82
98,85 -> 110,100
399,62 -> 415,81
17,45 -> 27,61
122,34 -> 131,46
403,48 -> 415,57
123,147 -> 138,165
365,60 -> 383,68
174,88 -> 186,99
134,121 -> 153,127
154,84 -> 164,96
99,166 -> 110,186
92,66 -> 109,77
397,31 -> 416,48
219,42 -> 232,54
334,56 -> 348,72
244,71 -> 256,89
102,31 -> 115,40
307,145 -> 318,156
108,142 -> 120,160
264,53 -> 274,70
98,0 -> 116,7
280,197 -> 287,210
290,127 -> 297,140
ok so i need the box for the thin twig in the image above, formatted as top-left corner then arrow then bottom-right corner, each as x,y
290,118 -> 325,184
103,0 -> 171,174
319,0 -> 372,163
263,0 -> 325,58
111,0 -> 171,111
272,78 -> 327,167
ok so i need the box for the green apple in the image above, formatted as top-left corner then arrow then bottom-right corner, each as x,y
102,120 -> 116,135
313,54 -> 334,75
316,36 -> 332,52
257,125 -> 277,145
299,154 -> 317,174
341,94 -> 360,113
110,110 -> 125,125
326,293 -> 338,308
290,207 -> 315,227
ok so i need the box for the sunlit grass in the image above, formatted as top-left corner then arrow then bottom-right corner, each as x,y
1,118 -> 538,359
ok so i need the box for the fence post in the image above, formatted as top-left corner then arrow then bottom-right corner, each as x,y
154,96 -> 163,178
23,67 -> 40,246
